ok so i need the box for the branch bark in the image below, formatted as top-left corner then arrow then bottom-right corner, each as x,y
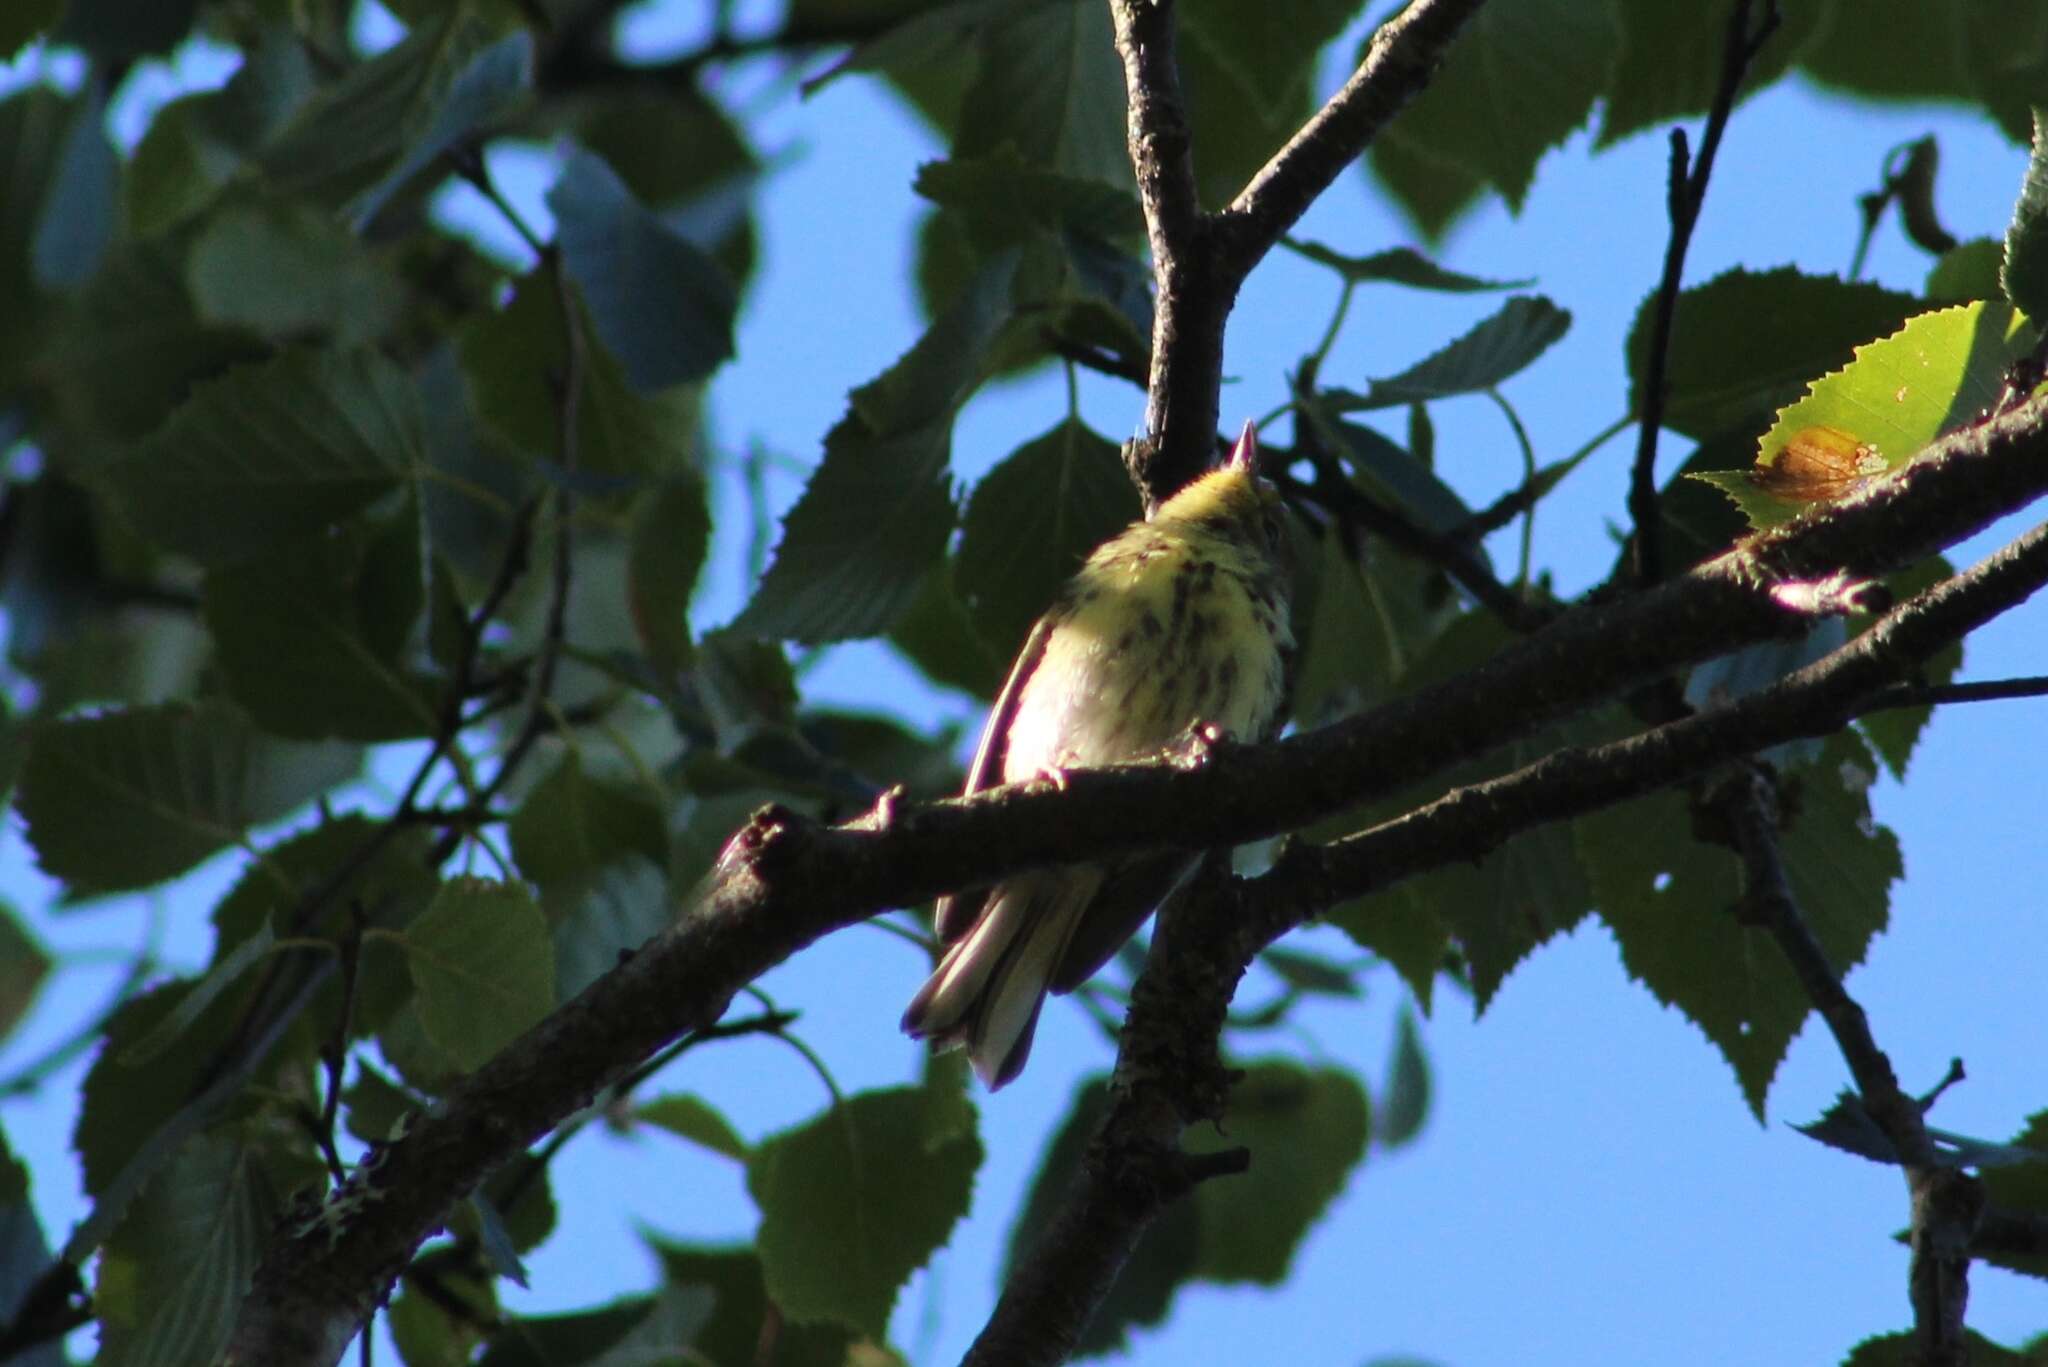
1113,0 -> 1489,505
222,382 -> 2048,1365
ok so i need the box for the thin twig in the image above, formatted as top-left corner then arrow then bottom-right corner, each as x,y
1627,0 -> 1782,585
1723,773 -> 1982,1366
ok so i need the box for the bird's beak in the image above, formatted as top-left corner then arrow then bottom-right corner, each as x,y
1227,420 -> 1258,473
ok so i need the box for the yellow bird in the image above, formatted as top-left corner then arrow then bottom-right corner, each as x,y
902,423 -> 1295,1087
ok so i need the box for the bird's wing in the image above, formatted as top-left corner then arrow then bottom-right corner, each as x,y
932,613 -> 1056,945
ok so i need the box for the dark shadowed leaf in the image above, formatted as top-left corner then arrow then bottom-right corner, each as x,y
956,0 -> 1127,187
638,1094 -> 751,1163
746,1086 -> 980,1337
0,1129 -> 60,1367
627,475 -> 711,677
94,1132 -> 275,1367
261,17 -> 531,224
0,905 -> 51,1046
18,701 -> 359,893
186,200 -> 404,344
915,151 -> 1143,243
1179,0 -> 1362,119
735,258 -> 1017,642
1284,239 -> 1532,293
459,272 -> 700,480
651,1240 -> 885,1367
509,753 -> 667,889
474,1287 -> 714,1367
1583,733 -> 1899,1117
28,86 -> 116,290
549,148 -> 738,392
404,879 -> 555,1071
203,506 -> 437,741
1596,0 -> 1822,148
0,0 -> 62,56
955,417 -> 1139,655
1332,296 -> 1570,408
1371,0 -> 1619,213
1625,267 -> 1919,441
2002,111 -> 2048,319
1376,1009 -> 1431,1148
1187,1062 -> 1369,1284
55,0 -> 198,58
94,348 -> 423,565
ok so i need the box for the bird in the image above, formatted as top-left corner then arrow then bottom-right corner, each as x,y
901,422 -> 1295,1088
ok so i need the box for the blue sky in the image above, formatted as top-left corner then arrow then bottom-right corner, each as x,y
3,3 -> 2045,1364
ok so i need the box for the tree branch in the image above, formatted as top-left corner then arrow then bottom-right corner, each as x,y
1112,0 -> 1489,505
1724,774 -> 1982,1367
1626,0 -> 1781,585
222,386 -> 2048,1365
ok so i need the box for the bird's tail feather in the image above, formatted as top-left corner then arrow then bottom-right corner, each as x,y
902,869 -> 1101,1089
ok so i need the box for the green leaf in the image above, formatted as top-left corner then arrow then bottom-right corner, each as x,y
0,89 -> 68,391
1596,0 -> 1822,148
956,0 -> 1128,188
626,475 -> 711,677
203,507 -> 437,741
1698,300 -> 2035,528
185,200 -> 403,345
651,1240 -> 881,1367
1177,6 -> 1319,206
1927,237 -> 2005,304
404,879 -> 555,1071
1332,296 -> 1571,408
954,417 -> 1139,656
548,148 -> 738,392
1186,1063 -> 1368,1284
118,926 -> 277,1067
473,1288 -> 715,1367
0,1129 -> 58,1367
1626,267 -> 1921,441
1327,614 -> 1600,1007
1798,1 -> 1968,102
1260,945 -> 1360,999
1858,557 -> 1962,780
735,258 -> 1018,642
1839,1329 -> 2046,1367
1372,0 -> 1620,212
508,753 -> 667,889
0,0 -> 63,55
459,272 -> 701,481
547,859 -> 672,1002
915,151 -> 1144,243
1179,0 -> 1363,120
1297,399 -> 1475,535
2003,111 -> 2048,319
94,347 -> 423,566
1979,1111 -> 2048,1281
889,562 -> 1006,697
28,85 -> 116,290
18,701 -> 359,893
1283,239 -> 1533,293
638,1094 -> 751,1162
0,905 -> 51,1046
55,0 -> 198,59
260,17 -> 531,224
1375,1009 -> 1431,1148
95,1132 -> 275,1367
1365,124 -> 1489,241
746,1086 -> 981,1337
41,242 -> 267,446
1583,733 -> 1900,1117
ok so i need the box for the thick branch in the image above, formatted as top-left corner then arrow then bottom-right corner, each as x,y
226,397 -> 2048,1365
1112,0 -> 1488,504
977,509 -> 2048,1364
